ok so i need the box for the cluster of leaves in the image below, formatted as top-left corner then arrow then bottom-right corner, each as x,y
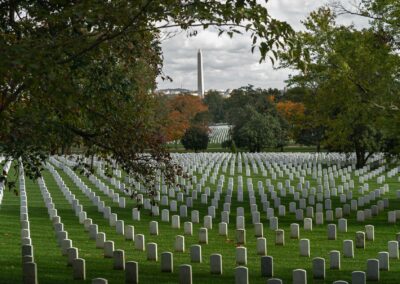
338,0 -> 400,157
163,94 -> 208,143
203,88 -> 282,124
223,86 -> 287,152
334,0 -> 400,51
181,125 -> 209,152
276,100 -> 305,141
203,90 -> 226,123
276,87 -> 325,151
160,94 -> 211,152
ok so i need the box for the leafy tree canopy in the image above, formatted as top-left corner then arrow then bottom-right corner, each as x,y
280,7 -> 400,167
181,125 -> 209,152
224,86 -> 286,152
232,105 -> 281,152
164,94 -> 207,142
224,85 -> 277,124
333,0 -> 400,158
333,0 -> 400,52
203,91 -> 225,123
276,100 -> 304,143
0,1 -> 295,186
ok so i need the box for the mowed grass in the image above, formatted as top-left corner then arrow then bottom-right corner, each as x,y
1,156 -> 400,283
166,143 -> 319,153
0,166 -> 22,284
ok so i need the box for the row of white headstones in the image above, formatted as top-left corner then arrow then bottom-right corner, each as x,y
18,162 -> 40,284
21,157 -> 210,284
55,152 -> 400,283
8,152 -> 400,284
166,125 -> 231,145
48,157 -> 269,283
207,125 -> 231,144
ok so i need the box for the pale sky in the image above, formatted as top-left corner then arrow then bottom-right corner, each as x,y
156,0 -> 369,91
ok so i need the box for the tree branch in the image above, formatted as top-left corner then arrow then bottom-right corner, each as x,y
332,0 -> 400,28
58,0 -> 155,64
364,151 -> 373,162
0,83 -> 25,114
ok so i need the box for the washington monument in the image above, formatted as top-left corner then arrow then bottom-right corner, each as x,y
197,49 -> 204,97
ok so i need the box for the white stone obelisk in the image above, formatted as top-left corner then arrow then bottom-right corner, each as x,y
197,49 -> 204,97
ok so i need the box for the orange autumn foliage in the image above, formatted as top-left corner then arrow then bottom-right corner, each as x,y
276,101 -> 305,121
277,100 -> 305,139
165,95 -> 208,142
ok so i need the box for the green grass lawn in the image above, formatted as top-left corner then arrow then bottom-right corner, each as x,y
167,143 -> 319,153
1,154 -> 400,283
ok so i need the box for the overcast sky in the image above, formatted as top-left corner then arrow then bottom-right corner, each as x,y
156,0 -> 369,91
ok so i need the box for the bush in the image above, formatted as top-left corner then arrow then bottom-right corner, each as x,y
221,140 -> 232,149
221,140 -> 237,153
181,126 -> 209,152
230,140 -> 237,153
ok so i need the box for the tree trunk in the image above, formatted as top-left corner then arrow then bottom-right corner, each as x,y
356,153 -> 364,169
355,148 -> 366,169
317,143 -> 321,153
91,154 -> 95,172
